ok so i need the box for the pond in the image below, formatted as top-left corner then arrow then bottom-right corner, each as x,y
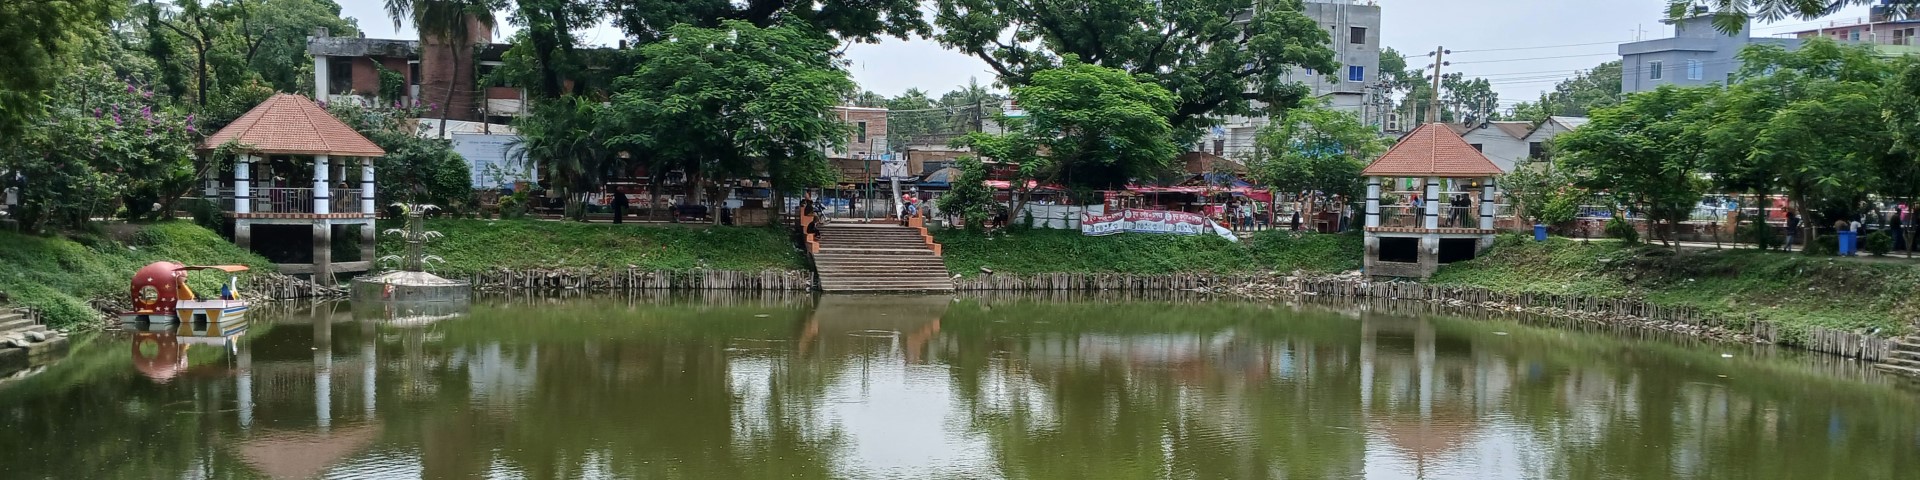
2,293 -> 1918,479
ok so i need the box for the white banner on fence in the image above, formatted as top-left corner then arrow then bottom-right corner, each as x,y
1080,208 -> 1238,242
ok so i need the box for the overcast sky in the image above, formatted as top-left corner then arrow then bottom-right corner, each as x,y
334,0 -> 1872,111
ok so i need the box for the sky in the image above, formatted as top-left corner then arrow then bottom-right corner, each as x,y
334,0 -> 1874,112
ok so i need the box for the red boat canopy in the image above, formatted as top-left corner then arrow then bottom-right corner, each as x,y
177,265 -> 251,273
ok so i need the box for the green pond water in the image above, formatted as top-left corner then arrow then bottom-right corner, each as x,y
2,293 -> 1919,479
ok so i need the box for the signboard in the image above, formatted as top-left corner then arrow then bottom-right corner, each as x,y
1081,209 -> 1237,242
452,134 -> 533,188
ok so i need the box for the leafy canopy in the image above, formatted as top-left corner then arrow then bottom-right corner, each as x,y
1249,103 -> 1387,199
933,0 -> 1336,143
960,60 -> 1180,193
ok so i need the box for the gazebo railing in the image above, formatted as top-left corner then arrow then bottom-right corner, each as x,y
191,188 -> 364,215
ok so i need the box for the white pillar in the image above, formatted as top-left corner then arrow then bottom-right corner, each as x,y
314,54 -> 329,100
237,340 -> 253,432
315,312 -> 332,434
360,157 -> 376,215
313,155 -> 330,215
234,155 -> 252,214
1364,177 -> 1381,228
1423,177 -> 1440,230
1480,177 -> 1496,230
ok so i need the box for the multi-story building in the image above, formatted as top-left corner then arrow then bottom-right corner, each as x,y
826,106 -> 895,182
1617,7 -> 1801,94
307,23 -> 527,131
1782,6 -> 1920,56
1211,0 -> 1383,160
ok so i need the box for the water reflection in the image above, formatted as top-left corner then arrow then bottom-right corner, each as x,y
0,294 -> 1916,479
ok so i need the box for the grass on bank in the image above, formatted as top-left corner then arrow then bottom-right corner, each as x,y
378,219 -> 808,276
933,228 -> 1363,277
0,222 -> 272,329
1430,235 -> 1920,338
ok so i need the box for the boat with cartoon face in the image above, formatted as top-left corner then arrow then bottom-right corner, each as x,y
121,262 -> 250,325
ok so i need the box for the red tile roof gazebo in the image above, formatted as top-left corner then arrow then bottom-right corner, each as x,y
198,93 -> 386,284
1360,123 -> 1506,279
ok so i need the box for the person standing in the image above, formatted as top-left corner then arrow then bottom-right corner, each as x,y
610,187 -> 628,224
1784,211 -> 1800,251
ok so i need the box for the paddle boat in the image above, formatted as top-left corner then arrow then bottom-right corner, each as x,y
121,262 -> 250,325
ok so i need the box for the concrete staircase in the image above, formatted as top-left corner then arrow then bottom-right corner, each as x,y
811,223 -> 954,293
1,309 -> 68,377
1874,335 -> 1920,378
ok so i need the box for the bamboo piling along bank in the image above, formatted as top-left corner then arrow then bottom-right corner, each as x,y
954,272 -> 1895,362
464,268 -> 813,292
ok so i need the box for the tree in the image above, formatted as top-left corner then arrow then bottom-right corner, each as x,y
1397,73 -> 1500,124
847,90 -> 887,108
1510,61 -> 1623,122
933,0 -> 1336,144
236,0 -> 362,93
328,100 -> 473,210
957,60 -> 1179,218
1674,0 -> 1920,34
0,0 -> 122,136
1883,56 -> 1920,255
886,88 -> 944,151
605,21 -> 853,224
603,0 -> 927,43
1247,103 -> 1386,200
507,0 -> 601,99
385,0 -> 501,137
1696,39 -> 1890,249
2,66 -> 196,231
937,156 -> 997,230
1557,85 -> 1716,246
513,96 -> 617,219
1378,47 -> 1417,93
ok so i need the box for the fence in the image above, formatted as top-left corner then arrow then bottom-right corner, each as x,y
464,268 -> 813,291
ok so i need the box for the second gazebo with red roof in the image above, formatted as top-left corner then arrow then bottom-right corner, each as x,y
199,93 -> 386,285
1359,123 -> 1505,279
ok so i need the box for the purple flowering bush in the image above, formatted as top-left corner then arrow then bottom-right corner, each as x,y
2,67 -> 196,231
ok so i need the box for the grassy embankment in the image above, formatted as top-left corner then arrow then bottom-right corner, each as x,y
1429,235 -> 1920,338
933,229 -> 1364,277
0,222 -> 272,329
376,219 -> 808,277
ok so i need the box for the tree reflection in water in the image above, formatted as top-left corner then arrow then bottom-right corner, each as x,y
0,293 -> 1916,479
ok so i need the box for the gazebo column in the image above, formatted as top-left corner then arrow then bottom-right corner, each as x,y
1479,177 -> 1496,230
1422,177 -> 1440,230
361,158 -> 376,263
1364,177 -> 1381,228
234,155 -> 253,249
313,155 -> 332,285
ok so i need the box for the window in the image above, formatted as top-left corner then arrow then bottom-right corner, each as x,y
1349,26 -> 1367,44
408,61 -> 421,86
1849,29 -> 1861,42
1213,139 -> 1225,155
478,62 -> 509,88
1726,72 -> 1736,85
1686,59 -> 1703,80
1529,142 -> 1545,159
327,57 -> 353,95
1470,143 -> 1484,152
856,121 -> 868,144
1648,61 -> 1663,80
1348,65 -> 1364,82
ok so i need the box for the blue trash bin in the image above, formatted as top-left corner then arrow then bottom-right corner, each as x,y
1533,224 -> 1548,242
1839,230 -> 1857,256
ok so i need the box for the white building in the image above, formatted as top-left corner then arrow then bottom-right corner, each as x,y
1209,0 -> 1384,161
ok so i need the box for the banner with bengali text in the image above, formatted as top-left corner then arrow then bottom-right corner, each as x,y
1081,209 -> 1237,242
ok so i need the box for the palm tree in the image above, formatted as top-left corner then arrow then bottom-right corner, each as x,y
384,0 -> 499,137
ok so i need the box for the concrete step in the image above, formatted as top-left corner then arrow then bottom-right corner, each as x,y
1872,362 -> 1920,378
819,285 -> 955,292
1880,356 -> 1920,369
818,268 -> 953,275
0,318 -> 33,333
816,248 -> 937,256
1891,341 -> 1920,352
1887,349 -> 1920,362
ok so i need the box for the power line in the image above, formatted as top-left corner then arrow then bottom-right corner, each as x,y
1451,52 -> 1620,65
1452,40 -> 1632,53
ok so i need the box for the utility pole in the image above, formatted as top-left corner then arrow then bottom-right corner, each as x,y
1427,46 -> 1449,125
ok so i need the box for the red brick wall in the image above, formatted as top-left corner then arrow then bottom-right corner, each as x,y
350,58 -> 380,95
834,107 -> 888,156
416,16 -> 494,122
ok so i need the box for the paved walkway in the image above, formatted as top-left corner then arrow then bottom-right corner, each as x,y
1583,237 -> 1920,265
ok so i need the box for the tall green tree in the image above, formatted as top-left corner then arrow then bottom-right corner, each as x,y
1556,85 -> 1716,245
3,66 -> 197,231
1248,103 -> 1387,200
513,96 -> 617,218
507,0 -> 600,99
957,60 -> 1179,213
0,0 -> 122,136
933,0 -> 1336,143
384,0 -> 501,137
605,21 -> 853,223
1883,56 -> 1920,254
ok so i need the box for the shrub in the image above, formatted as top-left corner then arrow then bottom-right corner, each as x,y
1863,230 -> 1893,256
1807,235 -> 1837,256
1604,216 -> 1639,244
1739,214 -> 1779,250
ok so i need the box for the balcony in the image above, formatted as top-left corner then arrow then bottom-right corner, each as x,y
202,188 -> 370,220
